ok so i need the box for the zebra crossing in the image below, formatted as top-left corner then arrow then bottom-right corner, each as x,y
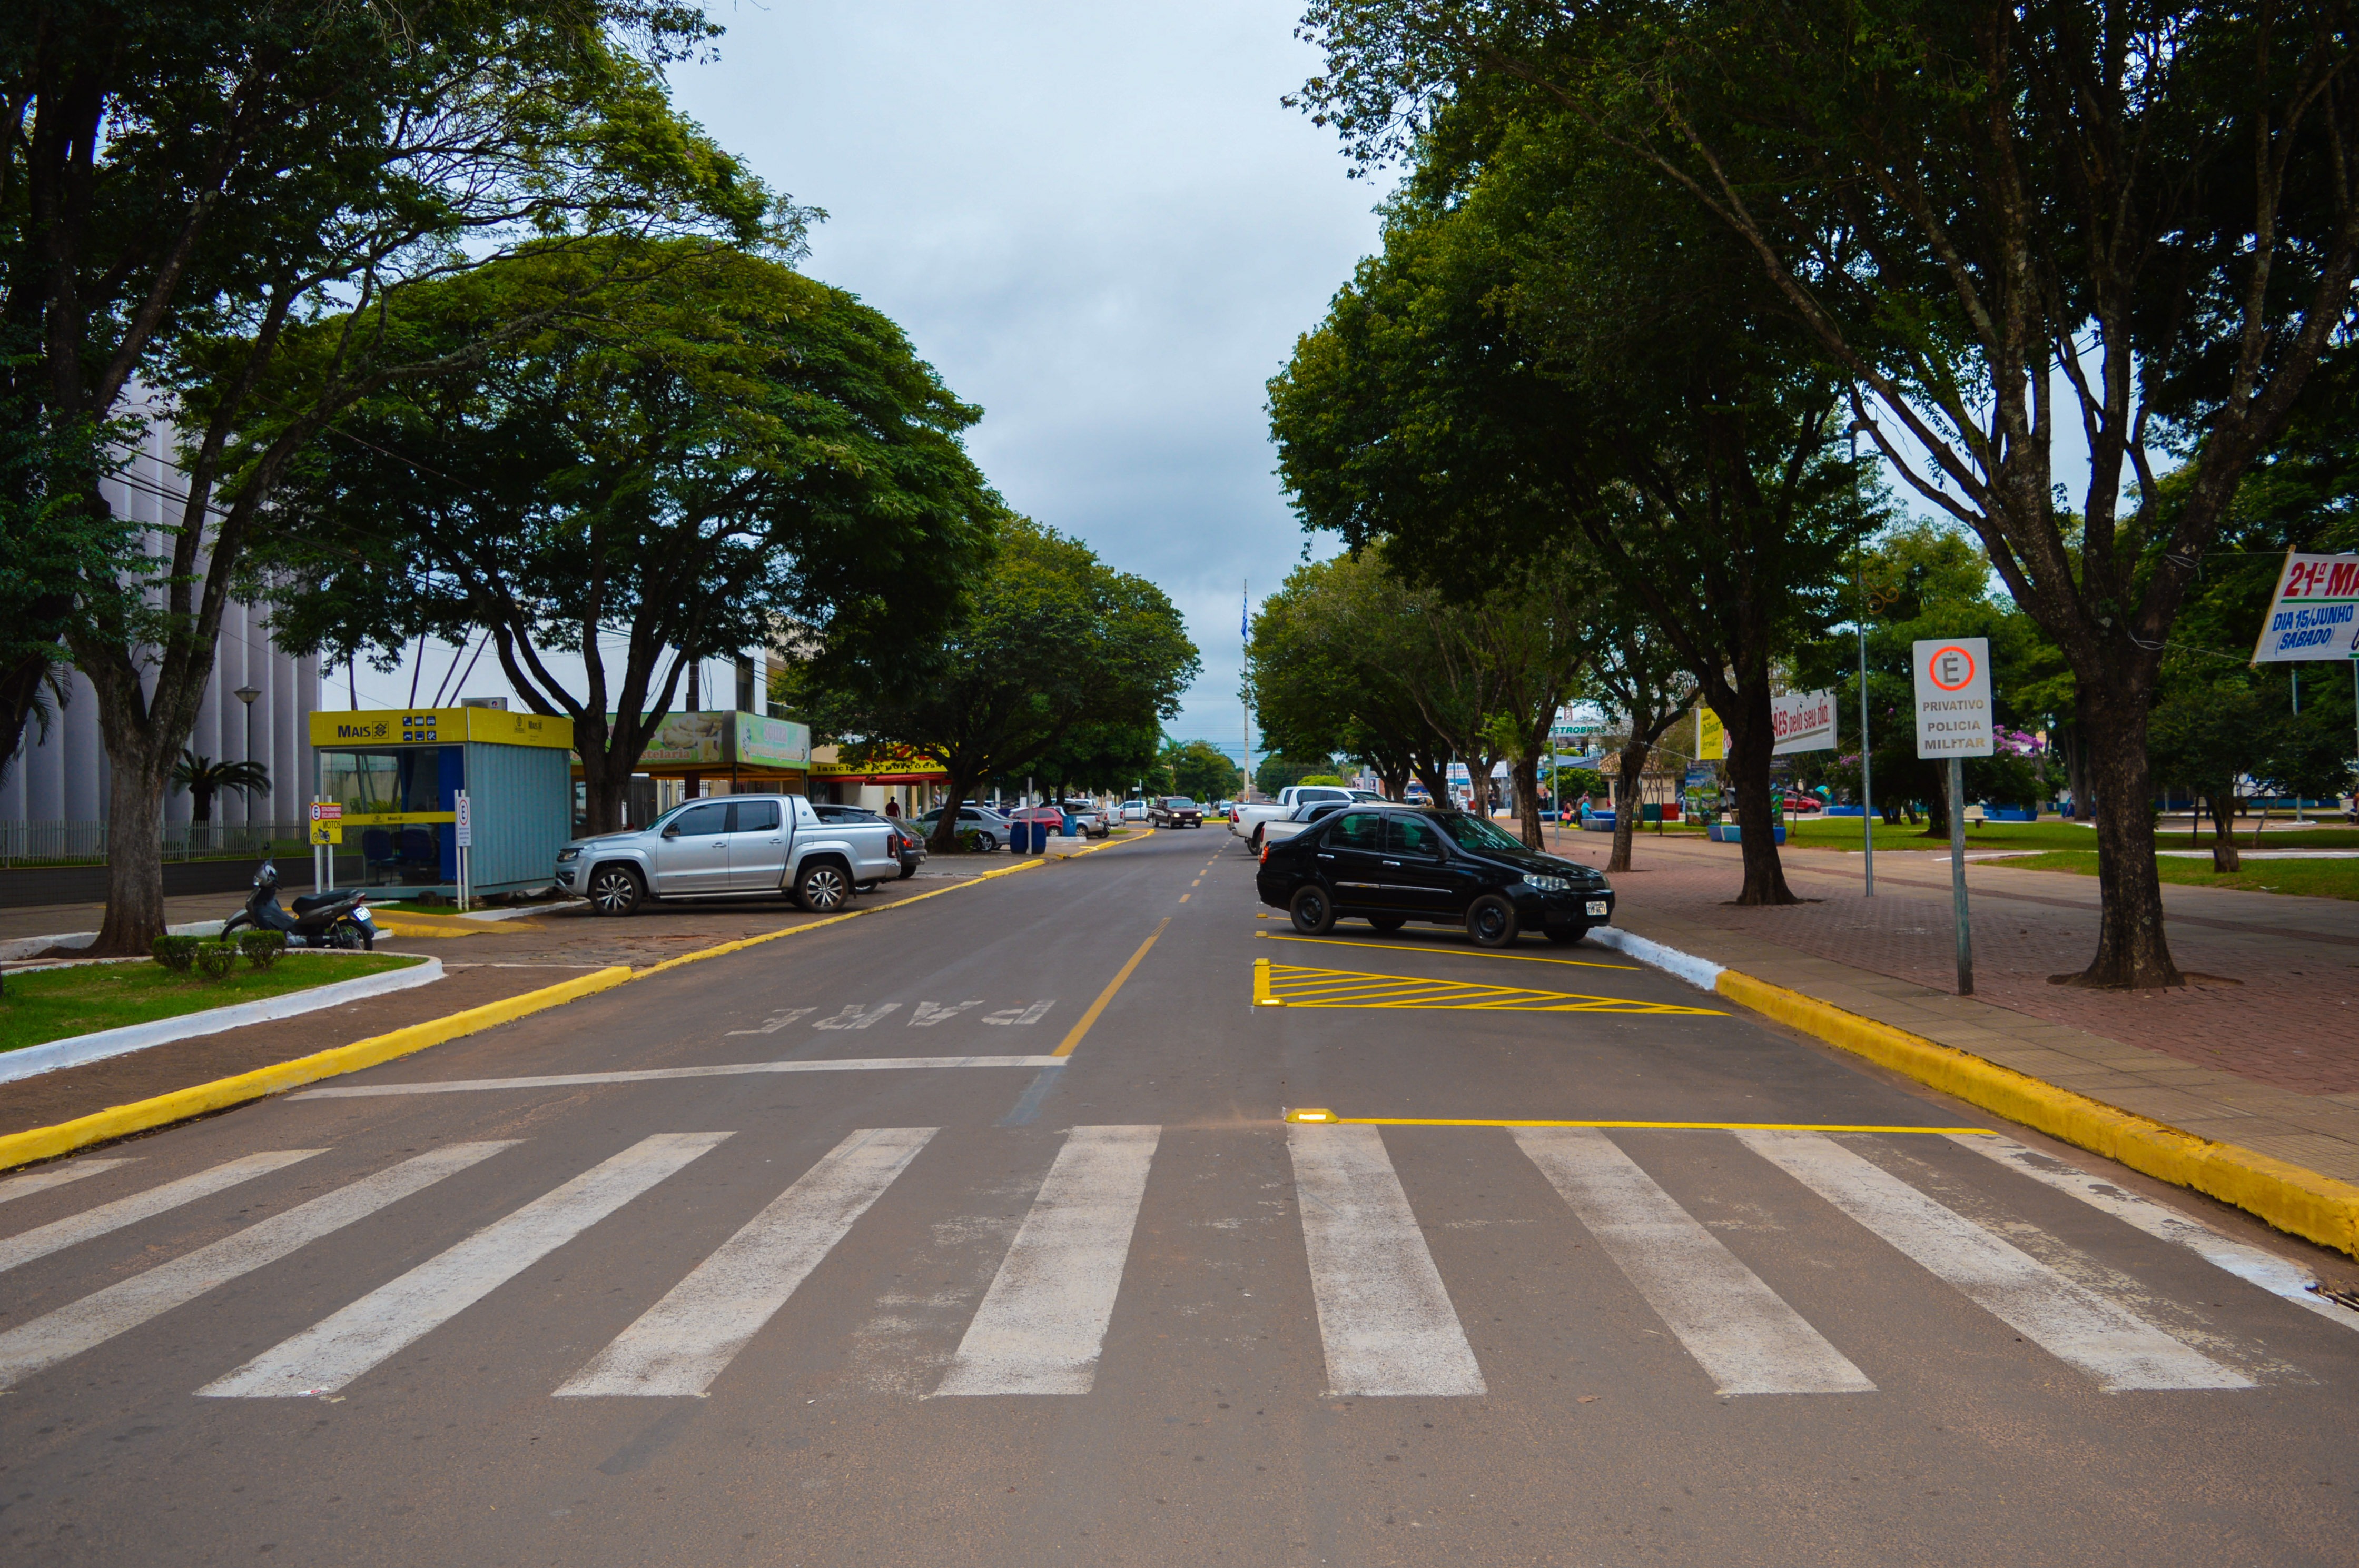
0,1122 -> 2345,1404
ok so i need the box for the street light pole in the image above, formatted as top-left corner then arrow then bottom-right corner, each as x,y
1850,431 -> 1874,898
234,685 -> 261,836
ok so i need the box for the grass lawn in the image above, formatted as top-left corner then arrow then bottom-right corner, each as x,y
1782,817 -> 2359,853
1,952 -> 423,1055
1986,850 -> 2359,901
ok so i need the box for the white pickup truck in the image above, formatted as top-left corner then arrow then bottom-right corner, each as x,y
1231,785 -> 1360,848
555,793 -> 899,917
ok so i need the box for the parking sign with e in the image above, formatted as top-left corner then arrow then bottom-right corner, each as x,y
1913,637 -> 1993,758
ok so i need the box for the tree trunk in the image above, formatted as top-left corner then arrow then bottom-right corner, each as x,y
930,765 -> 980,851
93,748 -> 173,956
2208,793 -> 2241,872
1512,755 -> 1544,847
2063,694 -> 2180,987
1721,691 -> 1797,906
1608,739 -> 1648,874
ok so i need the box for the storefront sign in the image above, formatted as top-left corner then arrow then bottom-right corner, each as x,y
308,707 -> 573,749
634,710 -> 728,766
2251,551 -> 2359,662
1913,638 -> 1994,758
1770,689 -> 1836,755
734,713 -> 811,767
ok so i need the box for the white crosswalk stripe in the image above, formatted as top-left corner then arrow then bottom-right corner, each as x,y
0,1159 -> 135,1208
1287,1123 -> 1485,1397
1946,1134 -> 2358,1329
1738,1130 -> 2252,1392
0,1151 -> 323,1276
558,1128 -> 936,1398
936,1125 -> 1161,1396
1515,1127 -> 1875,1395
0,1143 -> 512,1390
201,1133 -> 729,1398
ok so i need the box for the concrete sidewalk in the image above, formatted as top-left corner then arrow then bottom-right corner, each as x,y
1549,827 -> 2359,1192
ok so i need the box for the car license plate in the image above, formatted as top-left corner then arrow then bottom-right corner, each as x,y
1586,899 -> 1609,917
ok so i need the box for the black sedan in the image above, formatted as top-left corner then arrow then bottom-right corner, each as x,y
1255,805 -> 1614,947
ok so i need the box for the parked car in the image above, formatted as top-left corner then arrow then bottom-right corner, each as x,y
1258,797 -> 1350,849
913,803 -> 1012,851
556,794 -> 899,916
1255,803 -> 1614,948
1232,783 -> 1355,845
812,802 -> 926,879
1148,795 -> 1205,828
1005,804 -> 1075,841
1119,798 -> 1149,822
1063,801 -> 1112,838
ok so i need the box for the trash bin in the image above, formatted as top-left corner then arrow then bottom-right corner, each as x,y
1010,820 -> 1039,854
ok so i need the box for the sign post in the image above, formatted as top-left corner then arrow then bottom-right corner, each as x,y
453,791 -> 473,913
1913,638 -> 1994,995
308,800 -> 342,894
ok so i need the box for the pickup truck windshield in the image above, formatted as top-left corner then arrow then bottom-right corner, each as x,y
1435,813 -> 1525,851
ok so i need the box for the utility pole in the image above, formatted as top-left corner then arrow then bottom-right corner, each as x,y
1241,579 -> 1253,802
1850,430 -> 1874,897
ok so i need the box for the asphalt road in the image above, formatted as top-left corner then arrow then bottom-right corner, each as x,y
3,827 -> 2355,1566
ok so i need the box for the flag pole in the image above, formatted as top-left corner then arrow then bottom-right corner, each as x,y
1241,580 -> 1253,803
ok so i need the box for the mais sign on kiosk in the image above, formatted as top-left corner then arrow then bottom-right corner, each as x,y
308,707 -> 575,895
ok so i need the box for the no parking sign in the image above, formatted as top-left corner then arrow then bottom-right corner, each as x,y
1912,639 -> 1993,759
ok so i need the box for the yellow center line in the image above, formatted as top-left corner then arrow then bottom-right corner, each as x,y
1282,1110 -> 1996,1134
1052,916 -> 1170,1058
1256,932 -> 1639,971
1180,892 -> 1191,902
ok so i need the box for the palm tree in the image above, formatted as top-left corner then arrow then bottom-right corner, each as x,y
169,750 -> 269,824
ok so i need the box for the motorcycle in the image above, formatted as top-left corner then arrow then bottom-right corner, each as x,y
220,860 -> 380,950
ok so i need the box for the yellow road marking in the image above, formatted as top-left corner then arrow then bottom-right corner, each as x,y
1281,1108 -> 1993,1134
1257,932 -> 1638,971
1252,957 -> 1722,1015
1180,893 -> 1191,902
1054,917 -> 1170,1057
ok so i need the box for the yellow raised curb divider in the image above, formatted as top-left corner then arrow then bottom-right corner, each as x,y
0,832 -> 1154,1174
1714,968 -> 2359,1259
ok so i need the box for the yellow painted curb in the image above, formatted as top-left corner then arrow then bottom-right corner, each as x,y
0,966 -> 631,1173
0,849 -> 1077,1174
1714,968 -> 2359,1259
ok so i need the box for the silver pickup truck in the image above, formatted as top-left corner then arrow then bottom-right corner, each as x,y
554,794 -> 899,917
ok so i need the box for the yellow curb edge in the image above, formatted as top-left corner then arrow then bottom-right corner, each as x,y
0,841 -> 1121,1174
1714,967 -> 2359,1259
0,965 -> 633,1174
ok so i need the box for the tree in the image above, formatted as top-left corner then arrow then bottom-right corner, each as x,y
1249,554 -> 1454,802
1267,117 -> 1855,900
8,0 -> 785,952
167,749 -> 268,826
1034,719 -> 1163,802
1297,0 -> 2359,982
794,519 -> 1199,851
248,240 -> 994,835
1162,740 -> 1241,803
1587,619 -> 1699,874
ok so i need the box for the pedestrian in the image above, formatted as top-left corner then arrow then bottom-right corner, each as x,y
883,797 -> 901,820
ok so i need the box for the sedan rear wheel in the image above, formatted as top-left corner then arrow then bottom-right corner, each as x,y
1289,884 -> 1336,936
1466,892 -> 1518,948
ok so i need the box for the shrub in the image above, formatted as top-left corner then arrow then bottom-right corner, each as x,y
152,935 -> 202,974
238,931 -> 287,971
958,828 -> 992,854
194,943 -> 241,981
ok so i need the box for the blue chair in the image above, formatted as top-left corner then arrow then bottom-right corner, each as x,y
362,828 -> 399,882
397,826 -> 438,879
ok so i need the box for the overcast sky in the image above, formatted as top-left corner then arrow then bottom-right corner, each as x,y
350,4 -> 1377,751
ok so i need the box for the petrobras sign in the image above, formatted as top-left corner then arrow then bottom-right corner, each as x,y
2252,552 -> 2359,662
1770,689 -> 1836,756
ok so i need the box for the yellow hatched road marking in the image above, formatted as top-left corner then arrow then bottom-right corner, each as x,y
1257,932 -> 1639,971
1252,958 -> 1723,1016
1281,1109 -> 1992,1134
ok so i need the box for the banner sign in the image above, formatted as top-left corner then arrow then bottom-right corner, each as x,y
1770,689 -> 1836,755
1913,638 -> 1995,758
1697,707 -> 1726,761
2251,552 -> 2359,662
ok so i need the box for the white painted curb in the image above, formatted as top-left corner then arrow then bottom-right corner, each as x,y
1584,926 -> 1725,993
0,956 -> 444,1084
0,919 -> 225,963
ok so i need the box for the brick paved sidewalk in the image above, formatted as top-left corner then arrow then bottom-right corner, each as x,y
1548,827 -> 2359,1189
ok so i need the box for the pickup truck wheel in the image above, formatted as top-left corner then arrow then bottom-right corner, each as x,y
1249,828 -> 1265,851
1289,884 -> 1336,935
796,861 -> 852,913
1466,893 -> 1518,948
586,864 -> 645,917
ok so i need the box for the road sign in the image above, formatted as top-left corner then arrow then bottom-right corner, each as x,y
454,791 -> 472,848
1770,689 -> 1836,755
1912,638 -> 1994,758
309,801 -> 342,822
308,821 -> 341,845
2251,551 -> 2359,662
